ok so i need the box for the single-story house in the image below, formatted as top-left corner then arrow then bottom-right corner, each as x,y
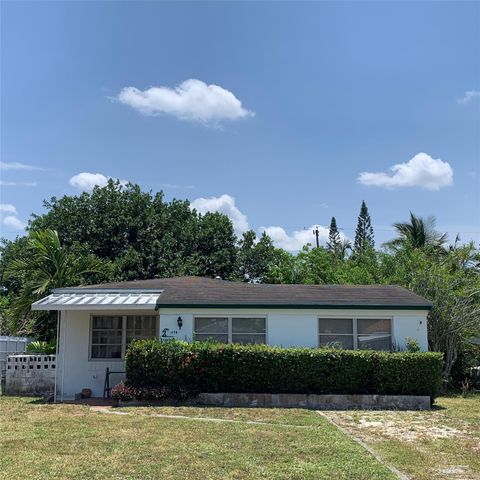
32,276 -> 432,400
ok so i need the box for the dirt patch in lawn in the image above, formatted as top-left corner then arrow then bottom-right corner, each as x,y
324,410 -> 473,443
322,396 -> 480,480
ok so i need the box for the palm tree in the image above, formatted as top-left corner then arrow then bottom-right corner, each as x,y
337,238 -> 352,259
385,212 -> 447,251
4,230 -> 107,332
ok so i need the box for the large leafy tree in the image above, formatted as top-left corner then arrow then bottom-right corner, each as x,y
3,230 -> 108,338
385,212 -> 447,251
194,212 -> 237,279
236,230 -> 277,282
353,200 -> 374,256
381,244 -> 480,380
28,180 -> 239,281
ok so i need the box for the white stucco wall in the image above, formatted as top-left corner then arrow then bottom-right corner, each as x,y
159,308 -> 429,350
57,307 -> 429,399
58,309 -> 155,400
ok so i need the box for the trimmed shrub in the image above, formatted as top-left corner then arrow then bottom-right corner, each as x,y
111,381 -> 198,402
125,339 -> 443,400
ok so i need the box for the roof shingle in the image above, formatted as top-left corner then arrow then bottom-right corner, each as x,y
65,276 -> 432,309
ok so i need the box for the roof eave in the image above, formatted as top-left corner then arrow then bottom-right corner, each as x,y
155,303 -> 432,311
52,288 -> 163,294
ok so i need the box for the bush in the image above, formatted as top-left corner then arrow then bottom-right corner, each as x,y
405,337 -> 421,353
111,381 -> 198,402
26,340 -> 56,355
125,340 -> 443,400
450,342 -> 480,390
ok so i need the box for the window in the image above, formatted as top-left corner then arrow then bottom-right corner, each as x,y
90,315 -> 158,359
194,317 -> 228,343
194,317 -> 266,344
319,317 -> 391,351
357,318 -> 391,351
319,318 -> 354,349
91,316 -> 123,359
126,315 -> 157,347
232,318 -> 266,344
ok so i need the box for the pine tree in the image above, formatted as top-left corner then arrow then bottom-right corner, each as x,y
327,217 -> 341,254
354,201 -> 374,255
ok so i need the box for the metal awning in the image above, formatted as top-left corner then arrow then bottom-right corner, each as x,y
31,290 -> 162,311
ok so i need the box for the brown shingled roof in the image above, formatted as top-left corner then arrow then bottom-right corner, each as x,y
67,276 -> 432,309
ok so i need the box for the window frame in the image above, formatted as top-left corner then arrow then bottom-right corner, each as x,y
193,315 -> 268,345
89,314 -> 159,361
318,315 -> 393,351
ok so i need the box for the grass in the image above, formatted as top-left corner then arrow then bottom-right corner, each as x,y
0,396 -> 395,480
2,395 -> 478,479
323,394 -> 480,480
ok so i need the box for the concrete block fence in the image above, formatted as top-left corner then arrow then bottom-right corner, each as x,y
5,354 -> 56,396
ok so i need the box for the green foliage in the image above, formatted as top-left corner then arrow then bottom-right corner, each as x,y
405,337 -> 421,353
28,180 -> 238,281
126,340 -> 443,399
450,342 -> 480,389
326,217 -> 341,254
111,381 -> 198,401
2,230 -> 108,338
236,231 -> 277,282
353,200 -> 374,255
385,212 -> 447,251
26,340 -> 56,355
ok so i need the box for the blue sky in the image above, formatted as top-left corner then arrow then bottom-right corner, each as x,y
1,1 -> 479,250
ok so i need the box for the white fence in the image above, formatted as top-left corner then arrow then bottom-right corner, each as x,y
5,354 -> 56,396
0,336 -> 31,393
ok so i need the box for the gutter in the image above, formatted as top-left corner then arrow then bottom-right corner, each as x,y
155,303 -> 432,311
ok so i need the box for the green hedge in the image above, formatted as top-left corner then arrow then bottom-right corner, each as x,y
125,340 -> 443,399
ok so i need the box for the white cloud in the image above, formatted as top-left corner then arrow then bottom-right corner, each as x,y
0,181 -> 37,187
116,79 -> 254,125
358,152 -> 453,191
458,90 -> 480,104
0,204 -> 18,214
161,183 -> 196,190
260,225 -> 346,252
2,215 -> 26,231
0,161 -> 43,171
0,204 -> 26,231
190,194 -> 250,234
69,172 -> 128,192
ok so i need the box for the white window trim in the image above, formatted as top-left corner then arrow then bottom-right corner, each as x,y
318,315 -> 393,351
193,315 -> 268,344
89,314 -> 159,361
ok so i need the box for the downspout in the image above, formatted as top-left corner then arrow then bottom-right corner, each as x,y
54,310 -> 60,403
61,310 -> 67,402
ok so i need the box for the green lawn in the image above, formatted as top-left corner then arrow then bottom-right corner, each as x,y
323,394 -> 480,480
2,396 -> 478,480
0,397 -> 395,480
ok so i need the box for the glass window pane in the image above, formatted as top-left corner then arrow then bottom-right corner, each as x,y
232,318 -> 266,334
91,344 -> 122,359
357,319 -> 391,335
194,318 -> 228,334
194,334 -> 228,343
92,330 -> 122,345
107,345 -> 122,359
358,335 -> 391,351
126,316 -> 157,345
93,316 -> 122,330
319,335 -> 354,349
232,334 -> 266,345
319,318 -> 353,334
